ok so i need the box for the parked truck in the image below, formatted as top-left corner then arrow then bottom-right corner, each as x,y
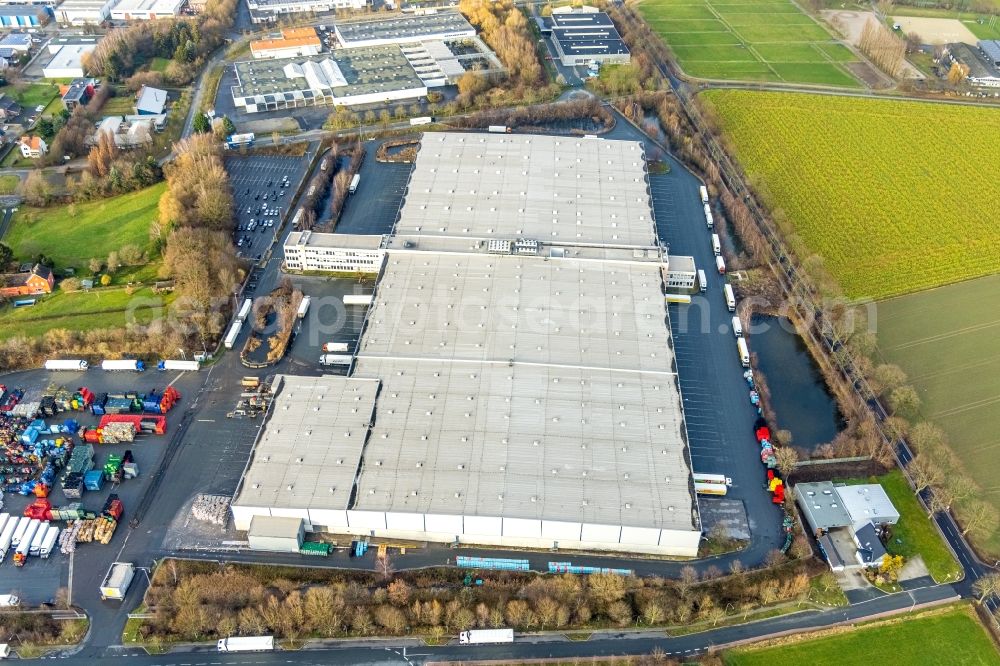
100,562 -> 135,600
296,295 -> 311,319
716,255 -> 726,275
217,636 -> 274,652
322,342 -> 349,353
694,482 -> 728,496
0,520 -> 16,562
704,203 -> 714,229
44,359 -> 88,371
487,125 -> 511,134
343,294 -> 373,306
409,116 -> 433,126
737,337 -> 750,367
697,269 -> 707,293
723,284 -> 736,312
732,315 -> 743,337
699,185 -> 709,204
237,298 -> 252,323
157,360 -> 200,371
101,360 -> 145,372
460,628 -> 514,644
0,595 -> 18,607
28,520 -> 49,556
10,517 -> 30,549
13,519 -> 40,566
711,233 -> 721,256
349,173 -> 360,194
39,526 -> 59,558
223,321 -> 242,349
319,354 -> 352,366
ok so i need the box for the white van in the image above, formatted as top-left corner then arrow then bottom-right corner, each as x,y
697,269 -> 707,293
723,283 -> 736,312
711,233 -> 721,256
716,255 -> 726,274
732,315 -> 743,337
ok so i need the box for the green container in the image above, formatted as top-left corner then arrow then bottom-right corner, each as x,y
300,542 -> 330,556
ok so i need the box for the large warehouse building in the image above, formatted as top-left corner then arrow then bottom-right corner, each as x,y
333,11 -> 476,48
233,133 -> 701,556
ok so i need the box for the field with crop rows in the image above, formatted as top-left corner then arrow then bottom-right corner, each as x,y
877,273 -> 1000,553
639,0 -> 860,85
702,90 -> 1000,300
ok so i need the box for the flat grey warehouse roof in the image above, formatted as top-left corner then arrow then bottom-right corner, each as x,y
335,12 -> 475,46
396,133 -> 656,247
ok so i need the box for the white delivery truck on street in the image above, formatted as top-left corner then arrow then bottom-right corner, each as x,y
44,359 -> 88,371
101,562 -> 135,601
716,255 -> 726,275
711,233 -> 721,256
699,185 -> 709,204
732,316 -> 743,337
460,628 -> 514,644
697,269 -> 707,293
296,295 -> 311,319
704,203 -> 714,228
319,354 -> 352,366
349,173 -> 360,194
723,284 -> 736,312
218,636 -> 274,652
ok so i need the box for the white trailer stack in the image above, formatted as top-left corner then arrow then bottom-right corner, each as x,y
39,526 -> 59,558
224,321 -> 242,350
237,298 -> 253,323
28,521 -> 49,556
0,519 -> 16,562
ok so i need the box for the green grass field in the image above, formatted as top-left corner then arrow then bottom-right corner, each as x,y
877,273 -> 1000,554
702,90 -> 1000,300
98,89 -> 136,117
0,174 -> 19,194
840,470 -> 961,582
5,182 -> 166,271
0,82 -> 59,110
639,0 -> 860,85
724,605 -> 998,666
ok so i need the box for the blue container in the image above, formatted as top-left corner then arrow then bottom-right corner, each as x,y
83,469 -> 104,491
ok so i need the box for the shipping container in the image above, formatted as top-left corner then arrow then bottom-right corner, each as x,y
349,173 -> 360,194
101,562 -> 135,600
343,294 -> 373,306
296,295 -> 311,319
237,298 -> 252,323
218,636 -> 274,652
224,321 -> 242,349
44,359 -> 88,371
732,315 -> 743,337
737,337 -> 750,367
723,284 -> 736,312
699,185 -> 709,204
460,628 -> 514,644
39,525 -> 58,558
101,360 -> 145,372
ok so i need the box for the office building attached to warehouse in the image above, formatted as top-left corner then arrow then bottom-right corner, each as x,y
233,132 -> 702,557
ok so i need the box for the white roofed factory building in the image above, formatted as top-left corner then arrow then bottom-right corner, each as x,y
234,133 -> 701,556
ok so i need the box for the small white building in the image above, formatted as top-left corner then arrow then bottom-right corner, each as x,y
134,85 -> 167,115
664,255 -> 697,290
283,231 -> 385,273
247,515 -> 304,553
42,44 -> 95,78
56,0 -> 117,25
110,0 -> 183,20
92,115 -> 165,148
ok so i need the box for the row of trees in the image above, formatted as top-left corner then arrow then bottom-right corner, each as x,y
83,0 -> 237,84
859,19 -> 907,78
137,558 -> 822,644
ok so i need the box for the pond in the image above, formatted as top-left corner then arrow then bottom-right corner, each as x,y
749,314 -> 844,453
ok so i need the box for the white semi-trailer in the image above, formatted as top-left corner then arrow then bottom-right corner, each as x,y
217,636 -> 274,652
460,628 -> 514,644
44,359 -> 88,371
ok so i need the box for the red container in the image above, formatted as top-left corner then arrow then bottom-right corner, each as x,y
98,414 -> 166,435
104,498 -> 124,521
24,498 -> 52,520
756,426 -> 770,442
83,428 -> 101,444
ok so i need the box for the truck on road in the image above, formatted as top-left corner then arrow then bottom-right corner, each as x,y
460,628 -> 514,644
487,125 -> 511,134
101,360 -> 145,372
217,636 -> 274,652
322,342 -> 349,352
237,298 -> 253,323
0,595 -> 19,607
223,321 -> 242,349
704,203 -> 714,229
723,283 -> 736,312
699,185 -> 709,204
0,520 -> 16,562
296,295 -> 311,319
410,116 -> 433,126
44,359 -> 88,371
737,337 -> 750,367
157,360 -> 200,371
319,354 -> 352,366
349,173 -> 360,194
101,562 -> 135,600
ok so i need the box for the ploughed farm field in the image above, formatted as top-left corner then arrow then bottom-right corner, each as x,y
639,0 -> 860,85
701,90 -> 1000,301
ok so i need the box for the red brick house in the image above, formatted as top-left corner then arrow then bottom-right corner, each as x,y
0,264 -> 54,298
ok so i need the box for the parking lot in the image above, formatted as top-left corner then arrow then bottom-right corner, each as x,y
336,140 -> 413,236
225,154 -> 311,264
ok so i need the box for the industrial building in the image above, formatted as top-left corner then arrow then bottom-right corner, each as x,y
135,85 -> 167,114
947,42 -> 1000,87
250,27 -> 322,59
61,78 -> 95,109
333,11 -> 476,48
664,255 -> 697,290
550,10 -> 630,67
233,133 -> 702,556
247,515 -> 305,553
231,45 -> 428,114
42,44 -> 95,78
0,32 -> 32,51
55,0 -> 117,24
110,0 -> 183,20
246,0 -> 365,24
283,231 -> 385,273
92,114 -> 164,148
0,6 -> 49,27
46,35 -> 102,54
978,39 -> 1000,67
795,481 -> 900,571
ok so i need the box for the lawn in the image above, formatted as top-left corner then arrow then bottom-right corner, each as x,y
724,604 -> 999,666
876,273 -> 1000,555
701,90 -> 1000,300
839,470 -> 961,583
148,57 -> 171,72
0,174 -> 18,194
638,0 -> 861,85
0,82 -> 59,110
4,182 -> 166,271
0,285 -> 174,340
98,90 -> 136,117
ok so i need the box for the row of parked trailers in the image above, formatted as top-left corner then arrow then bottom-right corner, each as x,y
225,298 -> 255,349
0,514 -> 60,565
44,360 -> 200,372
